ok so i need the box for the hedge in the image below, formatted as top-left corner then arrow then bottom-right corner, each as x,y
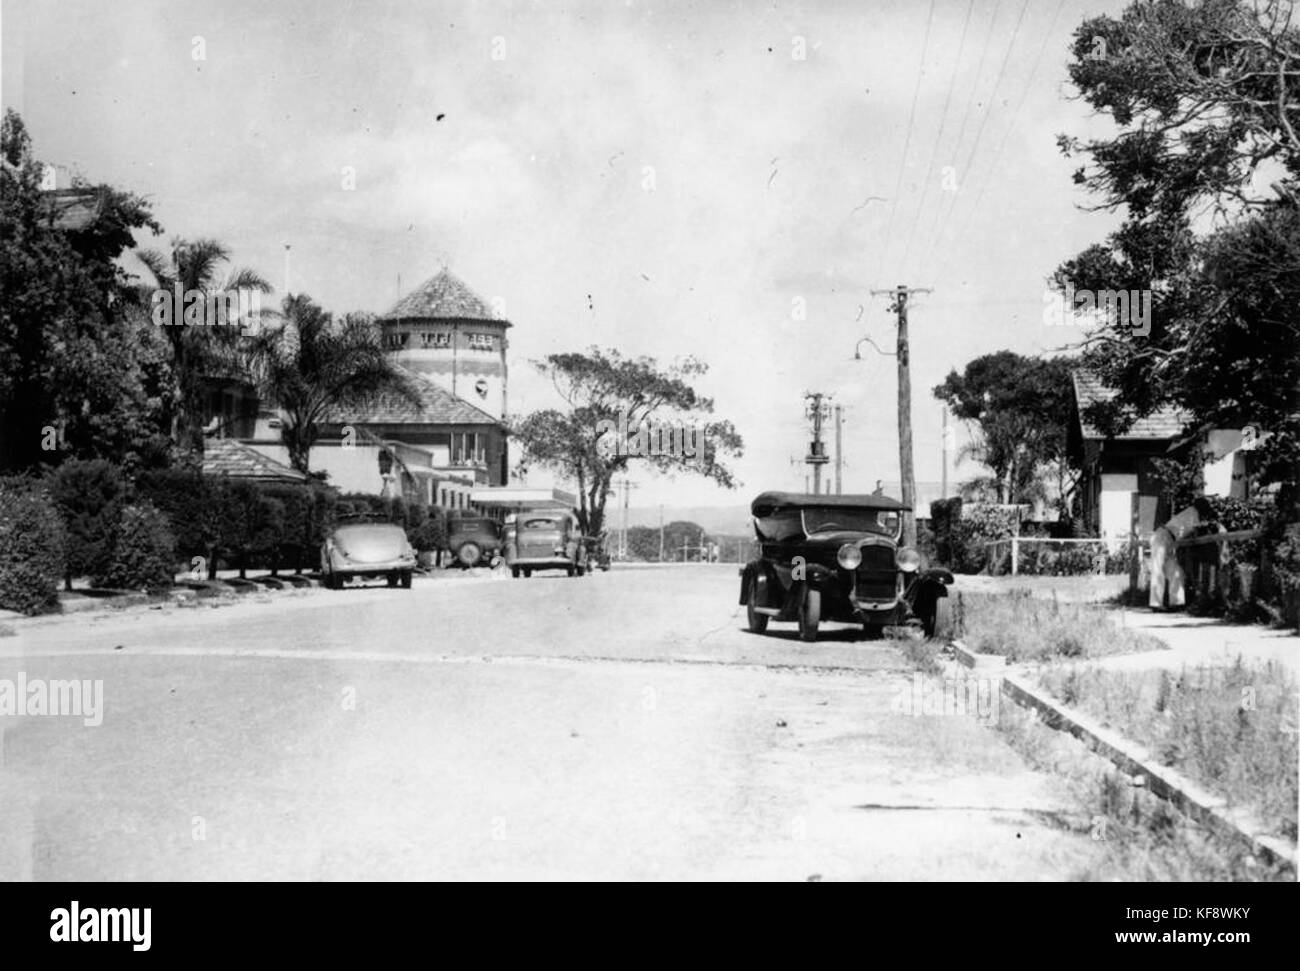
0,483 -> 66,615
48,459 -> 126,591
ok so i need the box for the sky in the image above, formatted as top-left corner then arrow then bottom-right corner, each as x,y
2,0 -> 1131,507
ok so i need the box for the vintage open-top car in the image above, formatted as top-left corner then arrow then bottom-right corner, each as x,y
738,491 -> 954,641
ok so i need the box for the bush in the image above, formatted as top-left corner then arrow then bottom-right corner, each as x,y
930,497 -> 963,568
133,468 -> 221,564
0,485 -> 66,615
96,502 -> 176,593
259,483 -> 314,573
48,459 -> 126,590
215,481 -> 284,578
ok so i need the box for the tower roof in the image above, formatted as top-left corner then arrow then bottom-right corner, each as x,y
380,268 -> 508,323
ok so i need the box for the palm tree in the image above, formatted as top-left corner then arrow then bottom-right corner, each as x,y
245,295 -> 420,473
135,238 -> 272,456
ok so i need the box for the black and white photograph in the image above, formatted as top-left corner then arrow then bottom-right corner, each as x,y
1,0 -> 1297,912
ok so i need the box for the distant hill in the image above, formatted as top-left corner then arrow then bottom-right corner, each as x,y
621,505 -> 753,536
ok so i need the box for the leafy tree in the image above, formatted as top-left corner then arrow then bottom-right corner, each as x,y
243,297 -> 419,473
1,109 -> 169,473
932,352 -> 1076,508
96,502 -> 176,594
1053,0 -> 1300,493
510,348 -> 743,536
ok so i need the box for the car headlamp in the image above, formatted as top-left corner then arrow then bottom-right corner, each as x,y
837,543 -> 862,570
895,547 -> 921,572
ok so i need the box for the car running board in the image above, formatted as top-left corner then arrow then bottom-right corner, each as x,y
751,606 -> 781,616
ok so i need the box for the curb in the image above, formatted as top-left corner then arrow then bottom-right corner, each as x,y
950,638 -> 1007,671
1000,668 -> 1296,871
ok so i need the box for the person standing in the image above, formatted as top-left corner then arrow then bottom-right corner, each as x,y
1149,498 -> 1213,610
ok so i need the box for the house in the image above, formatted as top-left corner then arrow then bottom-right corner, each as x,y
1067,370 -> 1191,538
235,269 -> 513,515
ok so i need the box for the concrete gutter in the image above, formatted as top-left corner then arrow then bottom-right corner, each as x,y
1000,667 -> 1296,872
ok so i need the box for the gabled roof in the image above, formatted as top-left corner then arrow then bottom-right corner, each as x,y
203,438 -> 309,482
320,366 -> 503,427
1070,370 -> 1189,441
380,268 -> 508,324
44,188 -> 103,231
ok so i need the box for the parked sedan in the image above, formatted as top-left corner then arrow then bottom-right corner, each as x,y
503,511 -> 588,577
320,520 -> 417,589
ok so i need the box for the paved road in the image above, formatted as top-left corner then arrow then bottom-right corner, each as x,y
0,566 -> 1100,880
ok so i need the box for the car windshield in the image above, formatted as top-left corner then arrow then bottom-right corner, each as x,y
801,507 -> 899,538
522,518 -> 561,530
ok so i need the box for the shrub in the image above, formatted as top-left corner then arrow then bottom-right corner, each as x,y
215,481 -> 284,578
930,497 -> 963,567
0,485 -> 66,615
259,483 -> 313,574
48,459 -> 126,590
133,468 -> 221,564
96,502 -> 176,593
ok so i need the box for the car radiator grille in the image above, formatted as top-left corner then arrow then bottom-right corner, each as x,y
855,545 -> 896,601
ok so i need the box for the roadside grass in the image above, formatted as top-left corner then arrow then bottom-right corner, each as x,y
957,590 -> 1165,662
996,700 -> 1295,881
1033,658 -> 1298,842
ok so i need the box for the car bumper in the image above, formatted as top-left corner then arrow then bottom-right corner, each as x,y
508,556 -> 580,570
330,556 -> 416,577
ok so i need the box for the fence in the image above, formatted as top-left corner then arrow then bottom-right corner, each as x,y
1174,527 -> 1264,605
981,537 -> 1149,577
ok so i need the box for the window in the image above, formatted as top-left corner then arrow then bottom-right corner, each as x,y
421,331 -> 451,348
384,331 -> 410,350
467,332 -> 495,350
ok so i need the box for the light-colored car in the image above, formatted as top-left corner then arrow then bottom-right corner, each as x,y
321,520 -> 417,589
503,511 -> 588,578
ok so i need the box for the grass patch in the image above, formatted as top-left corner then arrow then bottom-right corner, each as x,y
1035,658 -> 1298,841
996,700 -> 1292,880
957,590 -> 1165,662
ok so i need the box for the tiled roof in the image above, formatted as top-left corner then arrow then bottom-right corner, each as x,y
380,268 -> 505,322
202,437 -> 309,481
44,188 -> 103,231
1071,370 -> 1189,441
321,366 -> 502,427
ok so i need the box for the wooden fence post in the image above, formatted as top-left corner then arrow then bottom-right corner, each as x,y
1128,493 -> 1141,598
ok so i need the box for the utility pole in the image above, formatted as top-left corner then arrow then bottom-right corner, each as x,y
658,504 -> 665,562
834,404 -> 843,495
941,406 -> 949,499
870,284 -> 932,548
804,392 -> 831,495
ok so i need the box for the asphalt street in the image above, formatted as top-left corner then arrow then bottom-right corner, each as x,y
0,565 -> 1101,880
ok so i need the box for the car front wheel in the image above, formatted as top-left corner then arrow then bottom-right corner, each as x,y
745,575 -> 769,633
798,587 -> 821,642
926,594 -> 953,640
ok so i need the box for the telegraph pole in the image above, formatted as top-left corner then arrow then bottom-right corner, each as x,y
658,504 -> 665,562
870,285 -> 931,547
941,406 -> 949,499
804,392 -> 831,495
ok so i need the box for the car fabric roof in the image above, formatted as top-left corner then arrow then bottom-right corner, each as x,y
750,491 -> 911,515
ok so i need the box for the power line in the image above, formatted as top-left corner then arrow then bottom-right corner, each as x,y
878,0 -> 937,286
936,0 -> 1068,284
897,0 -> 976,280
912,0 -> 1004,280
918,0 -> 1031,282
